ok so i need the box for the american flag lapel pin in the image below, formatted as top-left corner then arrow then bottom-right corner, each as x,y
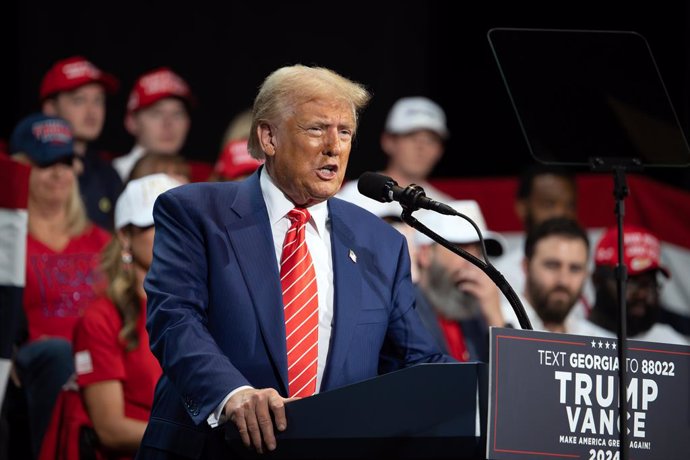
348,249 -> 357,263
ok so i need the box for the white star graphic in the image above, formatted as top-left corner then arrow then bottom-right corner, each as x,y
612,342 -> 617,350
605,342 -> 610,349
591,339 -> 597,348
598,340 -> 603,348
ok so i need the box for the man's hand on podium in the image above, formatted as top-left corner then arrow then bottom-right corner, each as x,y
224,388 -> 298,454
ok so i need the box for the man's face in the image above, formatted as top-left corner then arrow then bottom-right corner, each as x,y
47,83 -> 106,142
524,235 -> 589,326
128,98 -> 190,155
521,174 -> 577,232
264,98 -> 355,206
596,269 -> 660,336
381,130 -> 443,182
420,242 -> 484,320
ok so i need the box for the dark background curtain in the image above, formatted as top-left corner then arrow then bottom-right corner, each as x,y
4,1 -> 690,188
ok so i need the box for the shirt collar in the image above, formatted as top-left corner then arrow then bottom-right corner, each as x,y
129,144 -> 146,158
260,167 -> 328,237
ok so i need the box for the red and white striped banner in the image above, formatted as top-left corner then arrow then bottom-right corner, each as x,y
1,156 -> 30,370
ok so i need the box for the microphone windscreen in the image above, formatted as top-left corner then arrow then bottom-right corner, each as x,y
357,172 -> 394,203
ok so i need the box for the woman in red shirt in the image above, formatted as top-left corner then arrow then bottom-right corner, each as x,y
10,113 -> 111,458
72,173 -> 182,458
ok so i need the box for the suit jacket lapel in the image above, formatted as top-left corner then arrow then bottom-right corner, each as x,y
224,173 -> 289,395
321,199 -> 362,390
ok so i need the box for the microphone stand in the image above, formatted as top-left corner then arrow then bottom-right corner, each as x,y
400,206 -> 533,331
590,157 -> 643,460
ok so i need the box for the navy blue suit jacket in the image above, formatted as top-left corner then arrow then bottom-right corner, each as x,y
139,171 -> 449,458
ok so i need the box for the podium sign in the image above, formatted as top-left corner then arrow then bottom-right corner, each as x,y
487,327 -> 690,460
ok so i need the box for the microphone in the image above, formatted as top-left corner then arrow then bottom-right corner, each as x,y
357,172 -> 457,215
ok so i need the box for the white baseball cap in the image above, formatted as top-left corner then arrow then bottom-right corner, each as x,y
385,96 -> 449,139
414,200 -> 505,257
355,197 -> 403,221
114,173 -> 183,230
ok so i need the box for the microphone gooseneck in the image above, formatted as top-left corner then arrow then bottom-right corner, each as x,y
357,172 -> 456,215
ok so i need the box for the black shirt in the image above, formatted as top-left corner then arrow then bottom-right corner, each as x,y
79,148 -> 123,231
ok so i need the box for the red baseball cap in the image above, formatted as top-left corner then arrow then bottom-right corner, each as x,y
40,56 -> 119,100
126,67 -> 195,113
213,139 -> 263,180
594,225 -> 670,278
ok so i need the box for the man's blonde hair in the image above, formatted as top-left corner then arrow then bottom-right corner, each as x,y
247,65 -> 371,160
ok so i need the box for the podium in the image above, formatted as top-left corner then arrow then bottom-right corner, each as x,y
225,362 -> 488,459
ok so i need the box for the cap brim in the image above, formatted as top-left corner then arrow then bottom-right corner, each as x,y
35,151 -> 74,168
389,125 -> 449,139
40,73 -> 120,100
116,214 -> 155,231
421,231 -> 505,257
611,264 -> 671,279
132,92 -> 196,113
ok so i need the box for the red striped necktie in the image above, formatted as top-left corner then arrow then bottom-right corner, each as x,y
281,208 -> 319,397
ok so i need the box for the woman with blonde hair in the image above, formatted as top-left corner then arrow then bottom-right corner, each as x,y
39,173 -> 182,459
9,113 -> 111,458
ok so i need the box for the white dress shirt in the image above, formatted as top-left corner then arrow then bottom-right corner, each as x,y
208,168 -> 335,426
